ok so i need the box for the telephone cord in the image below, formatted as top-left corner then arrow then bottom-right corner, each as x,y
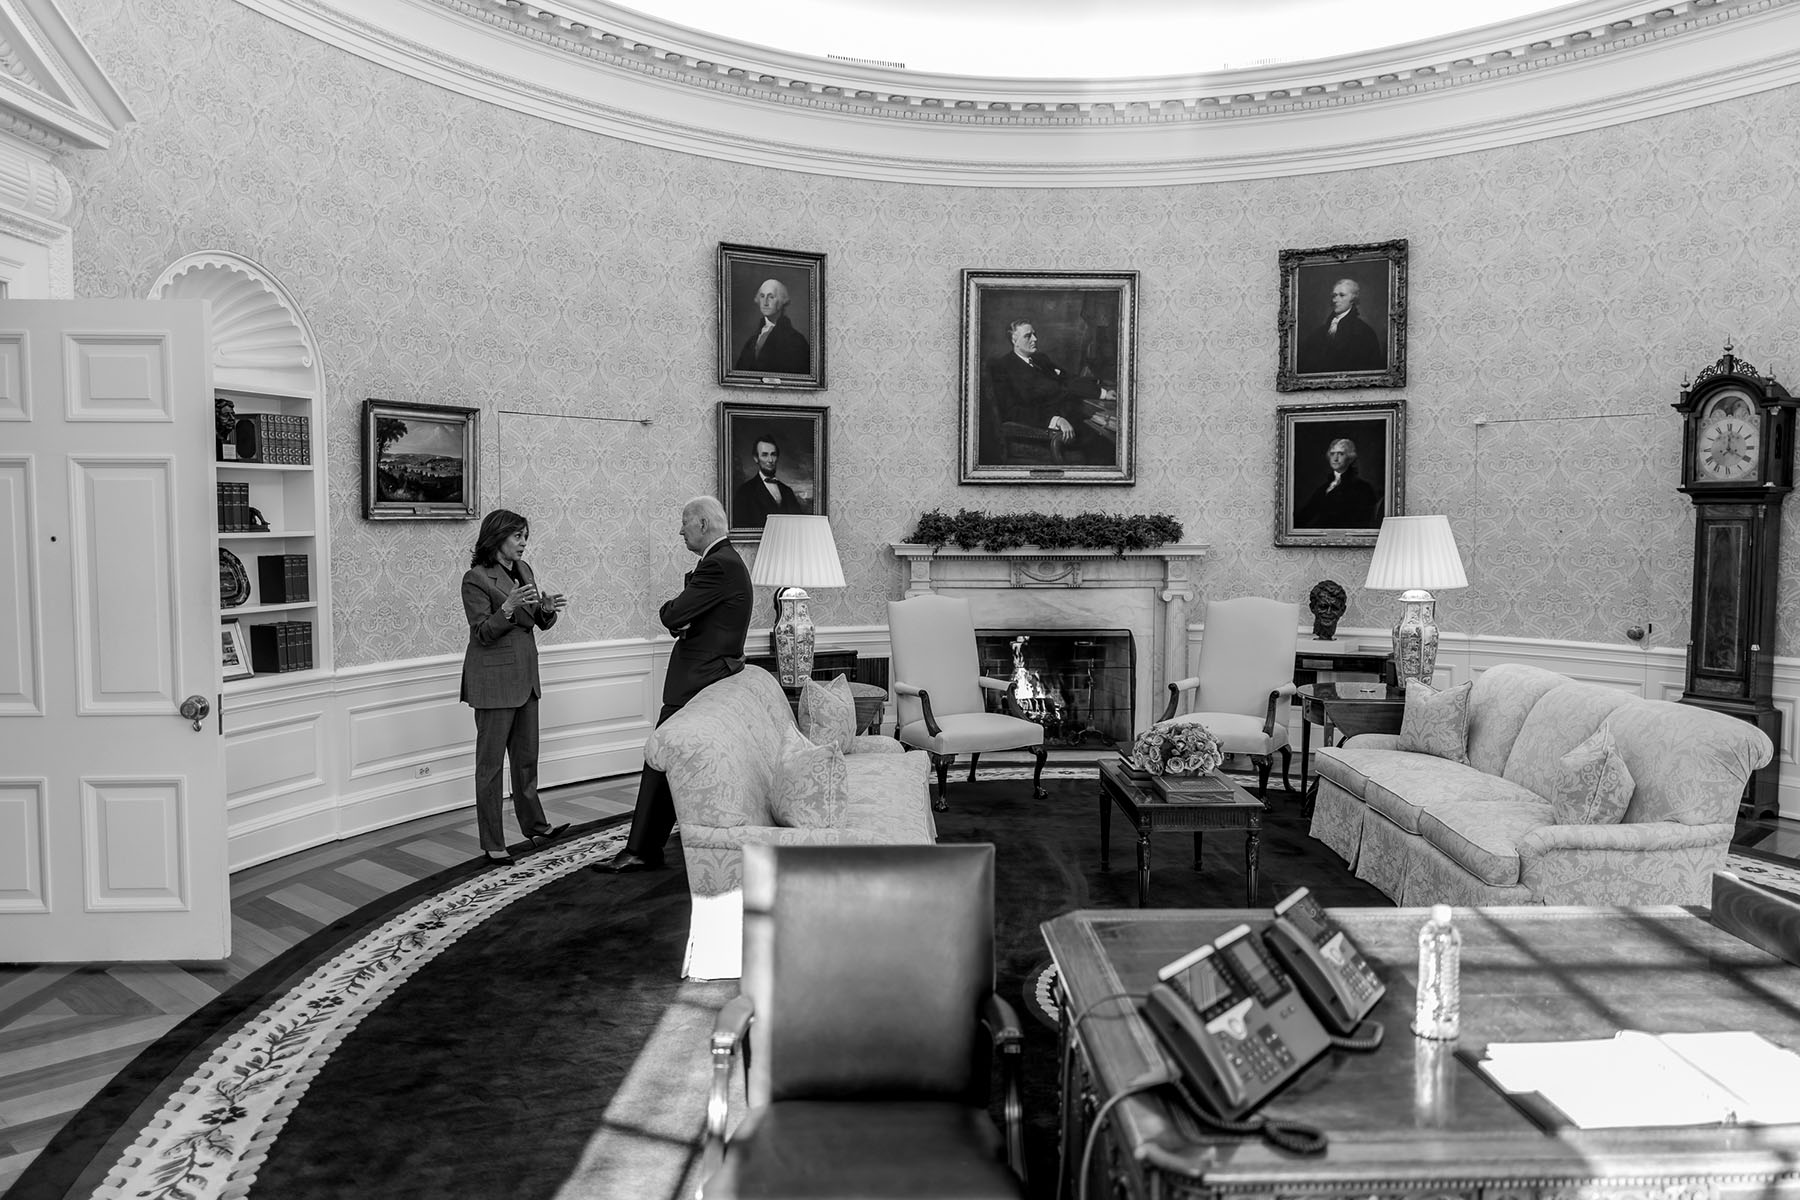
1165,1075 -> 1329,1158
1328,1019 -> 1385,1052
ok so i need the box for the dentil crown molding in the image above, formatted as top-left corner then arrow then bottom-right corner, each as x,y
238,0 -> 1800,185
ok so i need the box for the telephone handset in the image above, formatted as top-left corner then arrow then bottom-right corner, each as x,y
1262,886 -> 1386,1036
1142,923 -> 1331,1121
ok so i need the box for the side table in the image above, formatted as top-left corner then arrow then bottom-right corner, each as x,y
1297,682 -> 1406,809
776,680 -> 888,735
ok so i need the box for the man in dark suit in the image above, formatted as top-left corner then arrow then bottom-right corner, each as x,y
985,320 -> 1116,466
597,495 -> 752,872
730,435 -> 807,529
733,278 -> 811,375
1296,278 -> 1385,374
1295,437 -> 1381,529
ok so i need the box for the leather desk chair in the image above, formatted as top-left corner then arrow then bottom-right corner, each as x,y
701,843 -> 1027,1199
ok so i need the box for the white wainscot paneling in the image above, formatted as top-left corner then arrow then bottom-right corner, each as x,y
225,712 -> 324,813
0,778 -> 48,911
224,641 -> 662,870
537,646 -> 660,783
81,777 -> 186,911
345,689 -> 471,781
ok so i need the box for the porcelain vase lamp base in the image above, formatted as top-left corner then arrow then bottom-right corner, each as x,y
1392,590 -> 1440,686
772,587 -> 816,687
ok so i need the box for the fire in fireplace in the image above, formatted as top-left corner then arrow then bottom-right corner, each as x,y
975,629 -> 1134,749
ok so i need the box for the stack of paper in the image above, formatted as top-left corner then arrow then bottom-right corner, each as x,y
1476,1031 -> 1800,1128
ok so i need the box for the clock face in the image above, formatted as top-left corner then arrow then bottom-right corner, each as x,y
1695,388 -> 1761,481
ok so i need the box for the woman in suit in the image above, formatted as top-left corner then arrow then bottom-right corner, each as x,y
461,509 -> 570,865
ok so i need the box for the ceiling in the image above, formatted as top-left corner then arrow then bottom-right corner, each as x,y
617,0 -> 1587,78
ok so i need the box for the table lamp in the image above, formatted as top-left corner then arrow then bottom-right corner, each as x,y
1363,515 -> 1468,685
749,515 -> 846,687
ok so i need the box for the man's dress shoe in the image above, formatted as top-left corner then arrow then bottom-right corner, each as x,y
531,822 -> 572,848
591,849 -> 664,874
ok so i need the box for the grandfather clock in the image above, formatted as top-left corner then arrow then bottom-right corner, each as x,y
1674,342 -> 1795,821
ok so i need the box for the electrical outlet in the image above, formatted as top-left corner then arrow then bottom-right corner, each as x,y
416,765 -> 431,778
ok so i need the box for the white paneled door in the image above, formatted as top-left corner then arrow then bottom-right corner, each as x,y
0,300 -> 228,961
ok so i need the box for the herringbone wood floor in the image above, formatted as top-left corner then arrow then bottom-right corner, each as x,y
0,777 -> 638,1196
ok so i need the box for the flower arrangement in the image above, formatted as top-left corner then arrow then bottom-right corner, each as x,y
1130,721 -> 1224,777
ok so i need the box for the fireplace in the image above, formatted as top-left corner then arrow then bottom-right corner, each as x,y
977,629 -> 1134,748
891,540 -> 1209,739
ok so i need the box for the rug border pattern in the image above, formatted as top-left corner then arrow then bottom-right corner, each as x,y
91,825 -> 629,1200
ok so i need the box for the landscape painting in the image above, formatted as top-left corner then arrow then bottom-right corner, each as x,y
361,399 -> 480,520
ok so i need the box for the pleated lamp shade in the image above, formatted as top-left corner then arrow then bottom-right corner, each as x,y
750,516 -> 845,589
1363,516 -> 1468,595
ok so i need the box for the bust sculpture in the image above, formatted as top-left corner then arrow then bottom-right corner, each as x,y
1308,579 -> 1348,640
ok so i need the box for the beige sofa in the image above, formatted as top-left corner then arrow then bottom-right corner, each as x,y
644,665 -> 936,979
1309,663 -> 1772,907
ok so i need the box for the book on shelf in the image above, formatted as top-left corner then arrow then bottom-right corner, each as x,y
248,620 -> 314,673
216,481 -> 251,531
1469,1030 -> 1800,1130
255,554 -> 309,604
223,409 -> 312,465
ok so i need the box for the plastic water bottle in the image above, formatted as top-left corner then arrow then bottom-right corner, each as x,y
1412,904 -> 1461,1040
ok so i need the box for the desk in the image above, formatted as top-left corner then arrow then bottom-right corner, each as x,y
1043,906 -> 1800,1200
1097,760 -> 1263,907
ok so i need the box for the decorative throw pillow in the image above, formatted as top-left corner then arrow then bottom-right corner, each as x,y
798,674 -> 858,753
769,737 -> 849,829
1552,723 -> 1635,825
1397,679 -> 1473,765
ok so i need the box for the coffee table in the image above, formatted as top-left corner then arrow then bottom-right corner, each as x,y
1097,759 -> 1264,907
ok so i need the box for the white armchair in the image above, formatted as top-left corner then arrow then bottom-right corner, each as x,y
1159,597 -> 1300,797
888,594 -> 1047,810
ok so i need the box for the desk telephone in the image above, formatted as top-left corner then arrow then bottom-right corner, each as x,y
1142,889 -> 1384,1123
1265,886 -> 1386,1035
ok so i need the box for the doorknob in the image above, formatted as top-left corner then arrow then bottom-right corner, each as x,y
179,694 -> 211,732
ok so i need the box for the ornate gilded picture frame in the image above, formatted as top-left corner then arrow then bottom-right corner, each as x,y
1277,239 -> 1408,392
360,399 -> 480,521
719,401 -> 829,540
960,269 -> 1137,485
1276,400 -> 1405,548
718,243 -> 826,390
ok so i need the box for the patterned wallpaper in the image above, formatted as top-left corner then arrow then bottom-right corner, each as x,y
58,0 -> 1800,670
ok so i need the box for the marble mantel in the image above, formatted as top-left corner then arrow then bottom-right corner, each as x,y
889,542 -> 1210,733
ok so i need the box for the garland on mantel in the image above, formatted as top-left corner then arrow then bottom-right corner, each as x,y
908,509 -> 1183,554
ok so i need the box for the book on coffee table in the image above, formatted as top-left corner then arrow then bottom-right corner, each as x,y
1116,754 -> 1155,782
1151,772 -> 1239,804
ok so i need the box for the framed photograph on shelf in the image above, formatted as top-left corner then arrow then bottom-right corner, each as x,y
1276,239 -> 1408,392
960,269 -> 1136,485
1276,400 -> 1405,548
718,402 -> 828,539
719,243 -> 825,390
360,399 -> 479,521
221,619 -> 253,682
